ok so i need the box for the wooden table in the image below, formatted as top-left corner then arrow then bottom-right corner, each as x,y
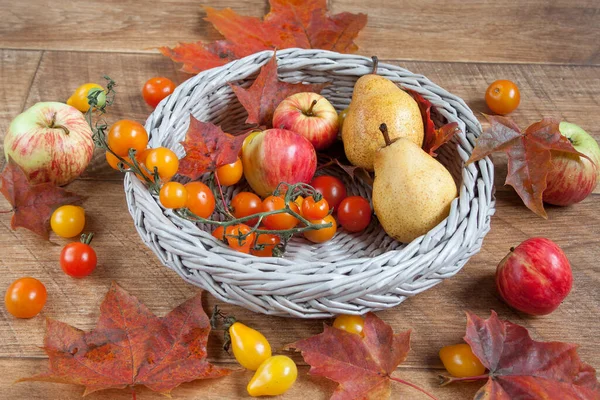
1,1 -> 599,399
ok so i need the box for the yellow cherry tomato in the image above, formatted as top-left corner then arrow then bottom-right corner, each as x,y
145,147 -> 179,181
50,205 -> 85,238
230,322 -> 272,371
67,83 -> 105,112
439,344 -> 486,378
215,157 -> 243,186
333,314 -> 365,337
247,355 -> 297,397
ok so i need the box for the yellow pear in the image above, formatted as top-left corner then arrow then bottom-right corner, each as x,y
342,57 -> 424,170
373,124 -> 457,243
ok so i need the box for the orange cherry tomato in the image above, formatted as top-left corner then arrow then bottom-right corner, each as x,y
301,196 -> 330,220
262,196 -> 299,230
333,315 -> 365,336
159,182 -> 188,209
231,192 -> 262,226
485,80 -> 520,115
185,181 -> 215,218
251,230 -> 281,257
145,147 -> 179,181
107,120 -> 149,157
303,215 -> 337,243
439,344 -> 486,378
142,77 -> 176,108
216,157 -> 243,186
212,224 -> 256,253
294,196 -> 304,210
4,277 -> 47,318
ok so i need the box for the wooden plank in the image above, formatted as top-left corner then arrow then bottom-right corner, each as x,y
0,358 -> 480,400
0,50 -> 42,154
0,0 -> 599,65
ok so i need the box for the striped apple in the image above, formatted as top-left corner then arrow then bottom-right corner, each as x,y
4,102 -> 94,186
242,129 -> 317,197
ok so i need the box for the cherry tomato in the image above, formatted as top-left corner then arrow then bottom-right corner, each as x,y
251,230 -> 281,257
107,120 -> 149,157
247,355 -> 297,397
262,196 -> 299,230
294,195 -> 304,210
66,83 -> 105,112
185,181 -> 215,218
337,196 -> 372,232
215,157 -> 243,186
145,147 -> 179,181
50,205 -> 85,238
159,182 -> 187,209
301,196 -> 330,220
303,214 -> 337,243
212,224 -> 256,253
310,175 -> 347,211
60,233 -> 97,278
4,277 -> 47,318
439,344 -> 486,378
333,314 -> 365,337
142,77 -> 176,108
106,149 -> 149,171
231,192 -> 262,226
228,321 -> 272,370
485,80 -> 520,115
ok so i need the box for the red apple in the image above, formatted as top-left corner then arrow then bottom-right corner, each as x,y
4,102 -> 94,186
242,129 -> 317,197
496,237 -> 572,315
543,122 -> 600,206
272,92 -> 338,150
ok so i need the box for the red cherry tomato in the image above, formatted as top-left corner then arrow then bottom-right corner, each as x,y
301,196 -> 330,220
337,196 -> 372,232
60,233 -> 98,278
310,175 -> 347,211
142,77 -> 176,108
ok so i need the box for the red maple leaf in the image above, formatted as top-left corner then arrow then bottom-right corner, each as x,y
407,89 -> 460,157
178,116 -> 251,180
441,311 -> 600,400
0,158 -> 85,239
467,116 -> 588,218
160,0 -> 367,74
19,283 -> 232,396
285,313 -> 436,400
229,54 -> 328,127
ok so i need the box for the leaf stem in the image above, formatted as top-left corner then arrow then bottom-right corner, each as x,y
213,172 -> 233,219
438,374 -> 489,387
389,375 -> 439,400
131,387 -> 136,400
0,209 -> 13,214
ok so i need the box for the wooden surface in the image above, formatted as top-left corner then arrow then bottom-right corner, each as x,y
1,1 -> 599,399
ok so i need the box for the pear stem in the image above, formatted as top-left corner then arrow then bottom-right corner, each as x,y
371,56 -> 379,74
306,99 -> 319,116
379,123 -> 391,146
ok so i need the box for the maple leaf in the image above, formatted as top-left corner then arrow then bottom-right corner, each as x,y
467,116 -> 589,218
160,0 -> 367,74
441,311 -> 600,400
178,116 -> 251,180
19,283 -> 232,396
0,158 -> 85,239
285,313 -> 436,400
406,89 -> 460,157
230,54 -> 327,127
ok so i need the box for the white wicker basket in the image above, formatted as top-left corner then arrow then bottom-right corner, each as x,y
125,48 -> 495,318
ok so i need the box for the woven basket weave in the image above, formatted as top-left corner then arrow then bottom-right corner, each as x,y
125,48 -> 495,318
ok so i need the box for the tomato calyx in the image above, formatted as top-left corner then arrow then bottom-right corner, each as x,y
210,305 -> 239,353
80,232 -> 94,245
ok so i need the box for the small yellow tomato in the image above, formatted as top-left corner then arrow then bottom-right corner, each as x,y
439,344 -> 486,378
159,182 -> 187,209
145,147 -> 179,181
215,157 -> 243,186
333,314 -> 365,337
67,83 -> 105,112
230,322 -> 272,371
50,205 -> 85,238
247,355 -> 298,397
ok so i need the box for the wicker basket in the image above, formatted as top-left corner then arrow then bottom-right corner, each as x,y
125,48 -> 495,318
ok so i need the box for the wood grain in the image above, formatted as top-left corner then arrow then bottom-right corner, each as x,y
0,0 -> 599,64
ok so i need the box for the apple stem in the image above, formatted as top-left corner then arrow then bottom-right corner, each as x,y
372,56 -> 379,75
49,112 -> 70,135
306,99 -> 319,116
388,375 -> 439,400
510,247 -> 515,252
379,123 -> 392,146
